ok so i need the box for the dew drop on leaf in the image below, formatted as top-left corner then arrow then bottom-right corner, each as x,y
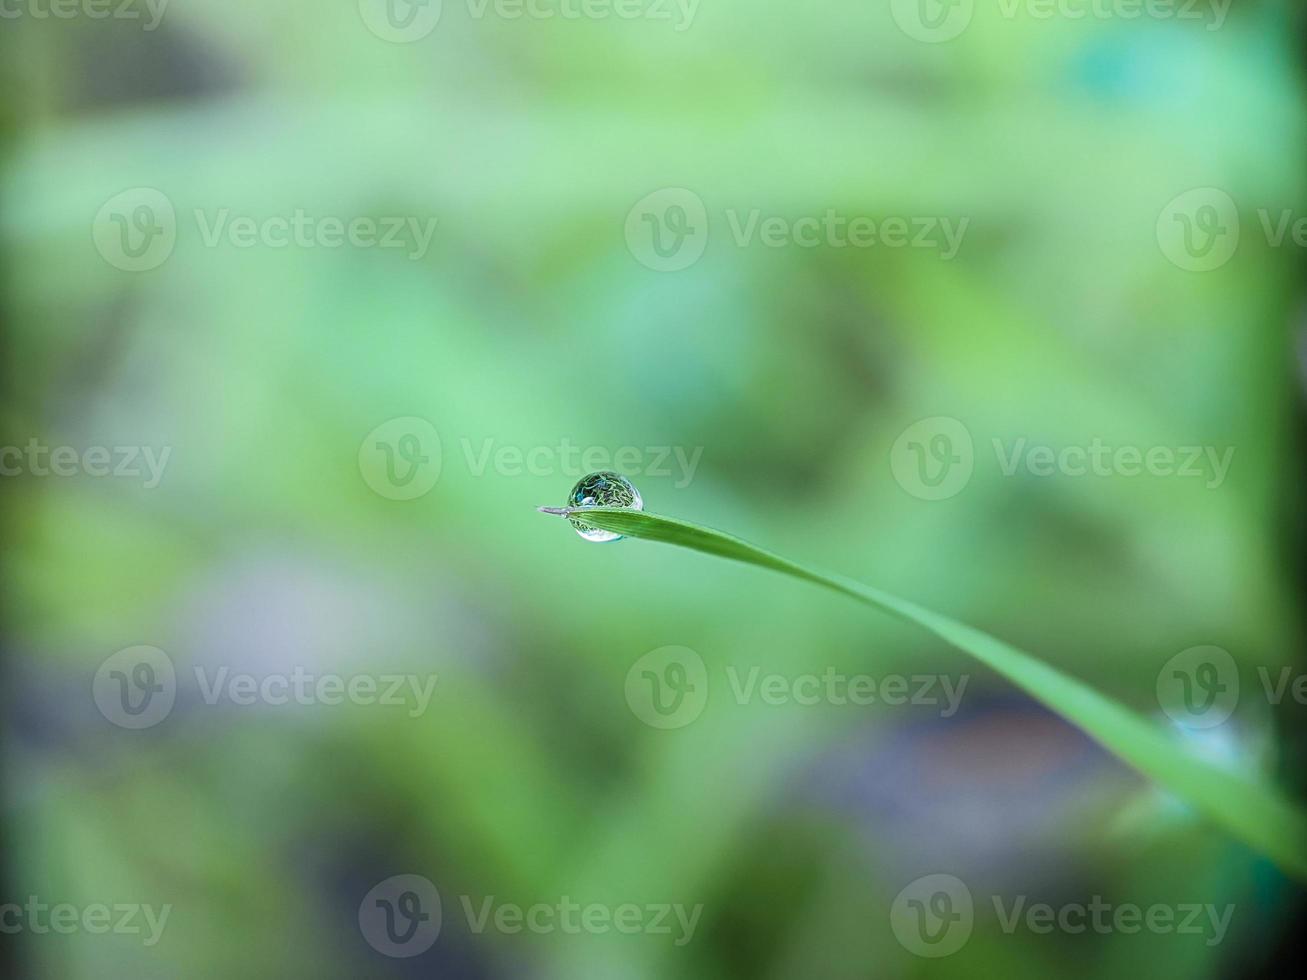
566,471 -> 643,543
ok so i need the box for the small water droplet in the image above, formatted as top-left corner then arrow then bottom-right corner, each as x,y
566,471 -> 643,543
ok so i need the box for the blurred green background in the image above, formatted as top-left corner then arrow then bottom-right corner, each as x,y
2,1 -> 1305,977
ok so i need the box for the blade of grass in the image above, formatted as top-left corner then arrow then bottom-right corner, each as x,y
541,505 -> 1307,881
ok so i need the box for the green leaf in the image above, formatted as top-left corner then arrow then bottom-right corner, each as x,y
542,506 -> 1307,881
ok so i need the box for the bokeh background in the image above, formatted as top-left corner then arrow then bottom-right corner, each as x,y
2,1 -> 1306,977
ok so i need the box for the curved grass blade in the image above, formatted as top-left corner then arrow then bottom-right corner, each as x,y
541,505 -> 1307,881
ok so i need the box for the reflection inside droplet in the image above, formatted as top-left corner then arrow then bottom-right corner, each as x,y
565,471 -> 643,543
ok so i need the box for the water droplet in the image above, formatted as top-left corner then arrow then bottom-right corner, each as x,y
566,471 -> 643,543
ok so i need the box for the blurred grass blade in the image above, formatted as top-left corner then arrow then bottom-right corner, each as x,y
546,506 -> 1307,881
